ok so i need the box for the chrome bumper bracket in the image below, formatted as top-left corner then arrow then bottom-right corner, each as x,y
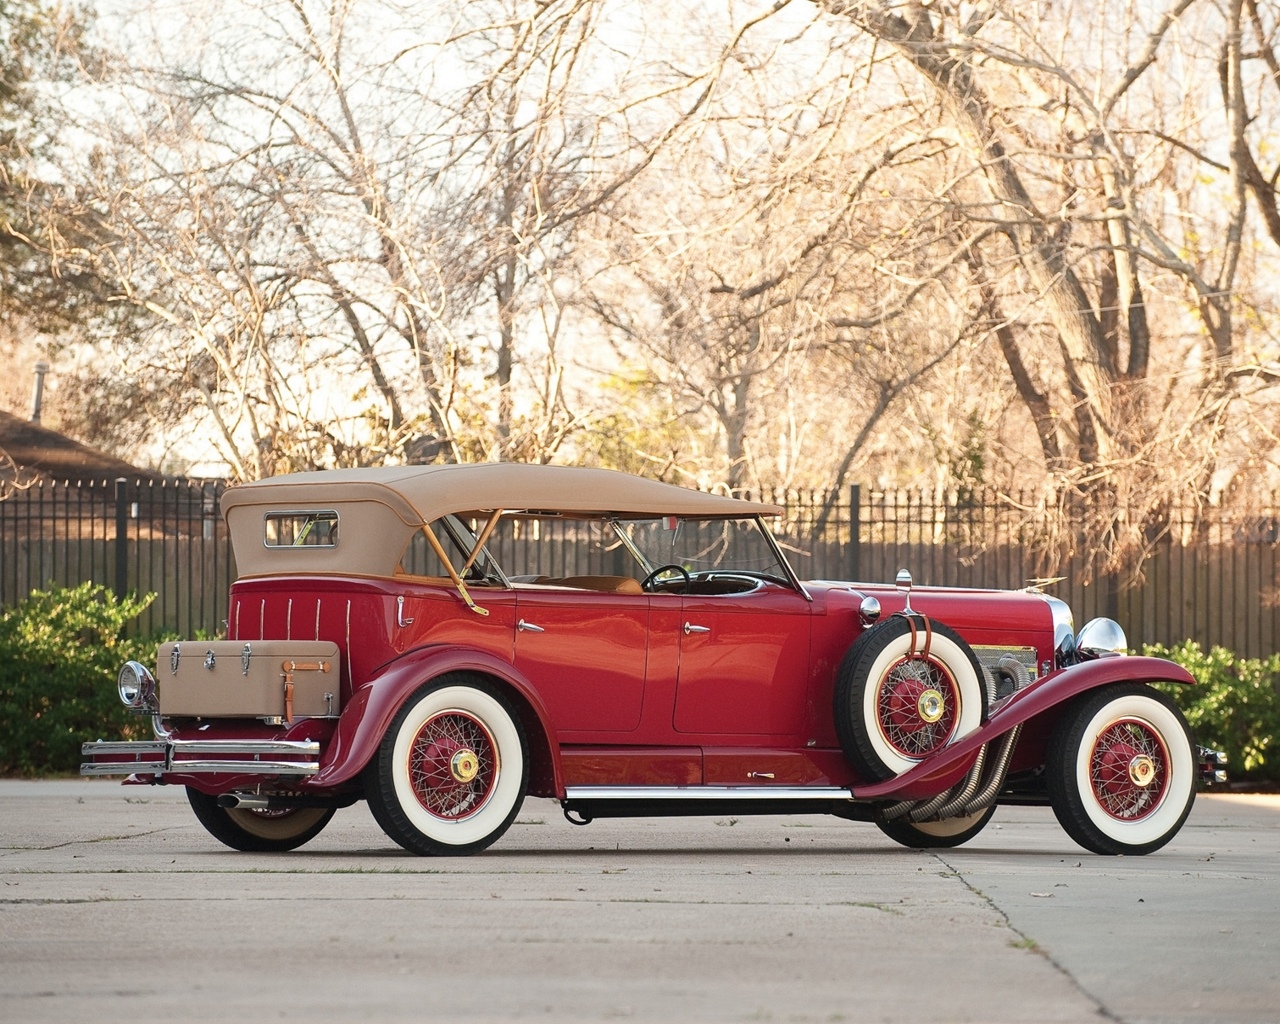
81,738 -> 321,777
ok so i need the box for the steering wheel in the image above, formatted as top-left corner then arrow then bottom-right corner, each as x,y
641,563 -> 692,594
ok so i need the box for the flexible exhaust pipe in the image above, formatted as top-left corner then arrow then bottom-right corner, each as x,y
964,725 -> 1022,815
918,744 -> 989,821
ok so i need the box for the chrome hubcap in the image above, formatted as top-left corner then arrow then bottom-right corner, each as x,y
450,749 -> 480,783
1128,754 -> 1156,787
917,689 -> 945,724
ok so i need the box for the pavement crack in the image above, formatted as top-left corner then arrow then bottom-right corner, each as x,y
933,850 -> 1123,1023
6,829 -> 175,852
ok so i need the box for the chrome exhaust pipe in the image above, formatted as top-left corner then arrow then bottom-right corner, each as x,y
217,793 -> 272,810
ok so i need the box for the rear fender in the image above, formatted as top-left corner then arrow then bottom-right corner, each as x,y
305,645 -> 562,796
852,655 -> 1194,801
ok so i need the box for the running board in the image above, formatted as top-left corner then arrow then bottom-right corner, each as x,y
560,785 -> 873,823
563,785 -> 855,802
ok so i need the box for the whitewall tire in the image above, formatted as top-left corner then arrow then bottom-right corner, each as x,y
835,617 -> 988,781
1047,684 -> 1195,855
365,676 -> 528,856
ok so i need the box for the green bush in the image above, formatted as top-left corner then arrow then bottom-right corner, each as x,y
1148,640 -> 1280,784
0,583 -> 158,776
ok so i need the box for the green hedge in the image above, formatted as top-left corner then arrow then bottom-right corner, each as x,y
0,583 -> 158,776
1149,641 -> 1280,784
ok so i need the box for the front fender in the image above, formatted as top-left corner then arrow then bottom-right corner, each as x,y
852,655 -> 1194,801
305,645 -> 562,794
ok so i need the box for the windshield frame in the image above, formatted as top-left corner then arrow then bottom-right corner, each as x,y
605,514 -> 809,599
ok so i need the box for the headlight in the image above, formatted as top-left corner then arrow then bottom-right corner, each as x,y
1075,617 -> 1128,657
117,661 -> 157,712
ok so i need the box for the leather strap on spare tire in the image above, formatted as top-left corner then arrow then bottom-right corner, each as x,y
904,612 -> 933,663
833,615 -> 988,783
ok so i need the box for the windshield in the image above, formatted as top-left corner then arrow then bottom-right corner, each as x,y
612,517 -> 790,583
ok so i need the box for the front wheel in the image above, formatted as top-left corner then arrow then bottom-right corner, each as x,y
1047,684 -> 1195,856
874,804 -> 997,849
186,788 -> 335,852
365,675 -> 528,856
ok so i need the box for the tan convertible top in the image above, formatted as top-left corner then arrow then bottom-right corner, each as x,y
221,463 -> 781,525
221,465 -> 782,578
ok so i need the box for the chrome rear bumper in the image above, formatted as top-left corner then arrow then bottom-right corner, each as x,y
80,738 -> 321,777
1197,745 -> 1228,786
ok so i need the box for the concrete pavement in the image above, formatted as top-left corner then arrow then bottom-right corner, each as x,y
1,781 -> 1276,1023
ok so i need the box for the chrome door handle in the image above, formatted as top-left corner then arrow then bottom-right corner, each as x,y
683,622 -> 710,635
396,595 -> 414,628
517,619 -> 545,633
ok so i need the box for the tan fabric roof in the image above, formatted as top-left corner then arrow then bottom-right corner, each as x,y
220,464 -> 782,524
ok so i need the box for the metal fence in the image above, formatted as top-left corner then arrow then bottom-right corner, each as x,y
768,486 -> 1280,659
0,478 -> 233,638
1,478 -> 1276,657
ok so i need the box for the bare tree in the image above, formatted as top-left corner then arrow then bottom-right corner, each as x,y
797,0 -> 1280,573
49,0 -> 699,476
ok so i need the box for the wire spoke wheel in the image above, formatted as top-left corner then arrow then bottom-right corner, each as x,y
407,710 -> 498,820
1088,718 -> 1169,821
366,675 -> 528,857
1048,684 -> 1194,856
835,617 -> 987,781
876,656 -> 960,759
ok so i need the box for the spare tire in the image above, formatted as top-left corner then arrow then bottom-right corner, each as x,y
834,615 -> 988,781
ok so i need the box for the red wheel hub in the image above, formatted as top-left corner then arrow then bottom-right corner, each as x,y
406,711 -> 498,820
1089,719 -> 1168,821
877,658 -> 958,758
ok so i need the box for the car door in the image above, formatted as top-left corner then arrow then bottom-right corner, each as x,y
513,587 -> 649,735
672,583 -> 812,737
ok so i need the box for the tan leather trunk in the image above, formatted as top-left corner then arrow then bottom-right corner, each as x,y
157,640 -> 341,719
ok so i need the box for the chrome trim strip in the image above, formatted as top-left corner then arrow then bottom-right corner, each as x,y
171,740 -> 320,755
81,762 -> 165,776
82,759 -> 319,777
563,785 -> 855,802
163,760 -> 320,775
81,738 -> 321,777
81,740 -> 168,757
345,599 -> 352,683
756,514 -> 812,602
262,508 -> 339,549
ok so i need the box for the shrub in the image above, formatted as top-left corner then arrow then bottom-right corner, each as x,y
1148,640 -> 1280,784
0,583 -> 157,777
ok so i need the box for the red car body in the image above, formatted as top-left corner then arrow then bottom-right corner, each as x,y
83,465 -> 1210,856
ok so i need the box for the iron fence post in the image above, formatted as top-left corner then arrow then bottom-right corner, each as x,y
849,484 -> 861,582
114,477 -> 128,599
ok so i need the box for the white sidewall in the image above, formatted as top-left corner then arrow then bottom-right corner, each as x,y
390,685 -> 524,848
1073,693 -> 1193,847
910,809 -> 990,838
226,806 -> 329,841
860,632 -> 984,776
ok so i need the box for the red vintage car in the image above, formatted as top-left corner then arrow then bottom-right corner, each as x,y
82,464 -> 1222,856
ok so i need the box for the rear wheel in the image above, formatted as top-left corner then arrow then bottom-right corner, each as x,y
365,675 -> 528,856
1047,684 -> 1195,855
186,788 -> 334,852
874,804 -> 997,849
